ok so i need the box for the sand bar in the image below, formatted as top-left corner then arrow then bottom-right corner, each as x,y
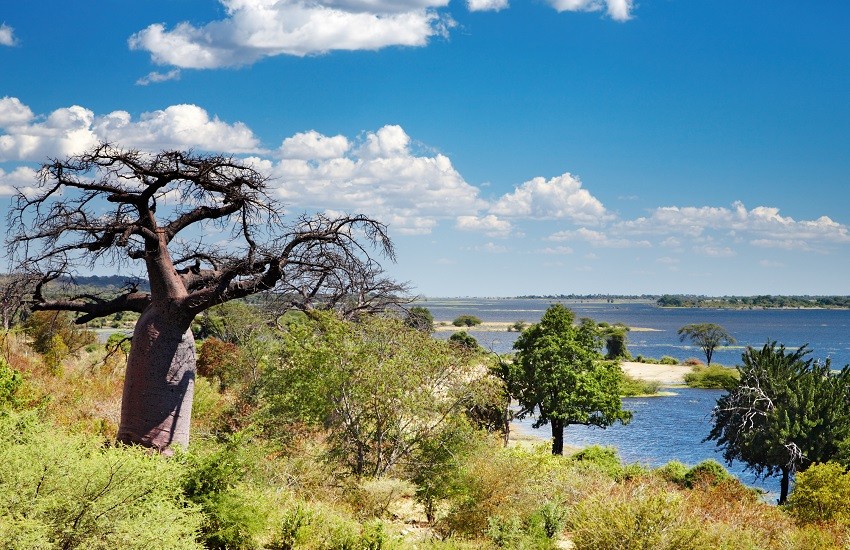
620,361 -> 690,385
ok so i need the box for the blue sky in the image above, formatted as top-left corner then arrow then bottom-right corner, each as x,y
1,1 -> 849,297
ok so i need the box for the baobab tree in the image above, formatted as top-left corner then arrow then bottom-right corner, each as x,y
6,143 -> 404,453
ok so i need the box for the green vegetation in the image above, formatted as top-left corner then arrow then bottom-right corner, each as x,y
452,314 -> 482,327
258,312 -> 492,477
3,300 -> 850,547
620,372 -> 662,396
684,364 -> 740,389
448,330 -> 480,351
677,323 -> 735,365
506,304 -> 631,454
658,294 -> 850,309
708,343 -> 850,504
0,411 -> 203,549
599,322 -> 631,360
404,306 -> 434,333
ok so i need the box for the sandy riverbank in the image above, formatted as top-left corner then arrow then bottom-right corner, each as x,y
620,361 -> 690,385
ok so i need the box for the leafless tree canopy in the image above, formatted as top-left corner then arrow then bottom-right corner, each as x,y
6,143 -> 407,322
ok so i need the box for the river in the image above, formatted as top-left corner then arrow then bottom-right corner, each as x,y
418,297 -> 850,498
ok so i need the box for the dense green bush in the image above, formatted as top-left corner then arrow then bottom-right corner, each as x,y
656,460 -> 689,485
684,364 -> 739,389
659,356 -> 679,365
23,310 -> 97,371
180,434 -> 267,550
0,411 -> 202,549
452,315 -> 482,327
448,330 -> 479,350
0,358 -> 24,410
683,459 -> 732,488
787,462 -> 850,524
568,445 -> 624,479
404,306 -> 434,333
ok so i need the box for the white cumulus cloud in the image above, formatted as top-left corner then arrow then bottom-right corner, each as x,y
0,166 -> 37,195
456,214 -> 512,237
617,201 -> 850,250
547,0 -> 633,21
128,0 -> 453,69
270,125 -> 486,235
0,24 -> 16,46
0,98 -> 260,162
490,172 -> 612,224
0,97 -> 34,126
467,0 -> 509,12
281,130 -> 350,160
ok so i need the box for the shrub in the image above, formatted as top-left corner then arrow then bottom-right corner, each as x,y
620,373 -> 661,396
197,337 -> 243,389
509,320 -> 527,333
684,364 -> 739,389
0,357 -> 24,409
405,306 -> 434,333
656,460 -> 689,485
568,445 -> 623,479
568,485 -> 709,549
23,310 -> 97,357
350,477 -> 415,519
683,357 -> 704,366
180,433 -> 267,550
788,462 -> 850,524
684,459 -> 731,488
452,315 -> 482,327
660,355 -> 679,365
449,330 -> 479,350
440,442 -> 540,537
269,500 -> 398,550
0,411 -> 202,549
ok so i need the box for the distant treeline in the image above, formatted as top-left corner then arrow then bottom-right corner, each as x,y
57,275 -> 151,291
657,294 -> 850,309
516,294 -> 655,301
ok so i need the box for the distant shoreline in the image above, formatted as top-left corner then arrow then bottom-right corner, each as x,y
433,321 -> 662,333
420,296 -> 850,310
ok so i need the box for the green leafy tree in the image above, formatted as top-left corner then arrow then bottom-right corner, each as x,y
259,312 -> 488,476
508,304 -> 631,455
706,343 -> 850,503
677,323 -> 735,365
23,310 -> 96,358
600,324 -> 631,360
404,306 -> 434,333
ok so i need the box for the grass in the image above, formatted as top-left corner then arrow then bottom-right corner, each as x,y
684,364 -> 740,389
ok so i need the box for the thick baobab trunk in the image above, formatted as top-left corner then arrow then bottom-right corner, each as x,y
117,305 -> 196,454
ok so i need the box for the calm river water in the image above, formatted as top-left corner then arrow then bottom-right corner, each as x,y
419,298 -> 850,497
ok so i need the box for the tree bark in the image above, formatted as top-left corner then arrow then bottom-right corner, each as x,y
779,466 -> 790,505
551,418 -> 565,455
117,305 -> 195,454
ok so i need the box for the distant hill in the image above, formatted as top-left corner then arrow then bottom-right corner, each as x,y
58,275 -> 150,292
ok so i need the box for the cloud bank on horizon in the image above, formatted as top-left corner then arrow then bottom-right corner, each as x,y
1,97 -> 847,263
128,0 -> 632,69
